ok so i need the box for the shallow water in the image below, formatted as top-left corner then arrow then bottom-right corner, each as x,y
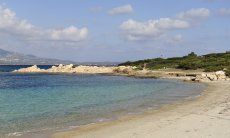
0,70 -> 205,137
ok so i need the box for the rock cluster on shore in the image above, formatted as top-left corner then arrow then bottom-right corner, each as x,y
195,71 -> 228,82
13,64 -> 136,74
162,71 -> 229,82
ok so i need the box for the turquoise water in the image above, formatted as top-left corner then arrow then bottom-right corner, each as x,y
0,72 -> 205,137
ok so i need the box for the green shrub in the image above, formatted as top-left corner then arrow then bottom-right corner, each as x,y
225,68 -> 230,77
204,66 -> 224,72
177,62 -> 199,70
119,51 -> 230,72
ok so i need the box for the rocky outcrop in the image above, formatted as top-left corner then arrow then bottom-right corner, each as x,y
133,70 -> 229,82
47,64 -> 75,73
73,65 -> 115,74
13,65 -> 46,73
13,64 -> 136,74
113,66 -> 136,75
216,71 -> 227,80
195,71 -> 228,82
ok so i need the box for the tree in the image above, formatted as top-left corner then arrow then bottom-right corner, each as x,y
187,52 -> 197,58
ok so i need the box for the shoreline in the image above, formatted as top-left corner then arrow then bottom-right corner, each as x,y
9,65 -> 230,137
53,81 -> 230,138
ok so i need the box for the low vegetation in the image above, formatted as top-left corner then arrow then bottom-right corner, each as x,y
119,51 -> 230,76
225,67 -> 230,77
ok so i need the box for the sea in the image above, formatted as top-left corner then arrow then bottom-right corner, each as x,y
0,65 -> 206,138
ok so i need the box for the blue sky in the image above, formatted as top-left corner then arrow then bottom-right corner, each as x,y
0,0 -> 229,62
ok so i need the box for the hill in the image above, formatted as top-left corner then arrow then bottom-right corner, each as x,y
119,51 -> 230,76
0,48 -> 74,65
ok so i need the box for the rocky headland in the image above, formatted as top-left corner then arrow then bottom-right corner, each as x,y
13,64 -> 229,82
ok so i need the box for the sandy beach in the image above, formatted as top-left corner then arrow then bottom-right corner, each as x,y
53,81 -> 230,138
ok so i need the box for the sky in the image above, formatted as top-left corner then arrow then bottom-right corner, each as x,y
0,0 -> 229,62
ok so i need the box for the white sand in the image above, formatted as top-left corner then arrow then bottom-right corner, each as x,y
54,81 -> 230,138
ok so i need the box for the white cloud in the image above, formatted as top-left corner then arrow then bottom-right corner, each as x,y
120,8 -> 210,41
176,8 -> 210,21
0,6 -> 88,42
51,26 -> 88,41
218,8 -> 230,16
120,18 -> 189,41
109,4 -> 133,15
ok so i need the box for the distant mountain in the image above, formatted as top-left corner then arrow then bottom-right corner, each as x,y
0,48 -> 121,66
0,48 -> 75,65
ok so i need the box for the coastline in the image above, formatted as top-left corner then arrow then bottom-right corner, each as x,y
13,65 -> 229,82
53,81 -> 230,138
10,65 -> 230,137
